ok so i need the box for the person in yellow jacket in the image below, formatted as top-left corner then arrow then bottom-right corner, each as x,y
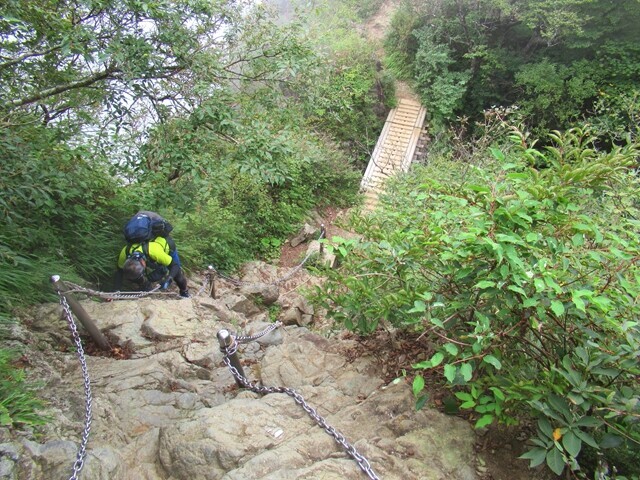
114,236 -> 189,297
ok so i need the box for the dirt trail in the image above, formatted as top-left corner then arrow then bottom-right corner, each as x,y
364,0 -> 419,103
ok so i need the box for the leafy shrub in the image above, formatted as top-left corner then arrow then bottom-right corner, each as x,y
318,126 -> 640,477
383,3 -> 421,80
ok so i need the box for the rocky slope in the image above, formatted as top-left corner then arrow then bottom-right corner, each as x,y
1,262 -> 482,480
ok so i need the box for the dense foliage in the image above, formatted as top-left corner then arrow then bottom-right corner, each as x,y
384,0 -> 640,131
318,117 -> 640,477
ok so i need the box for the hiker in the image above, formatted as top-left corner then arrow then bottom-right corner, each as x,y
114,237 -> 190,297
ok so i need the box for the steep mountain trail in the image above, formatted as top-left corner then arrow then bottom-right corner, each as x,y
5,263 -> 482,479
363,0 -> 419,103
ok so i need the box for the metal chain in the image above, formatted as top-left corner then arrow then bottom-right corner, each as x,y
235,321 -> 282,343
194,270 -> 210,297
220,323 -> 380,480
221,358 -> 380,480
212,229 -> 326,288
62,282 -> 166,300
56,292 -> 93,480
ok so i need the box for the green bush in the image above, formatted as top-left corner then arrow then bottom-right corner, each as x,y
318,125 -> 640,477
0,349 -> 48,428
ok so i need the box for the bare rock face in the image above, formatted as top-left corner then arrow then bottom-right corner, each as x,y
6,275 -> 481,480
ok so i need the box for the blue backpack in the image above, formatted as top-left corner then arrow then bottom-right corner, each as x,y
123,212 -> 172,244
123,213 -> 154,244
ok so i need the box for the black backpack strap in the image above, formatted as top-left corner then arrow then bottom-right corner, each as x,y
125,242 -> 149,260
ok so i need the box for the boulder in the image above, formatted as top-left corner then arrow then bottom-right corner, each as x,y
240,261 -> 279,284
222,293 -> 261,317
290,223 -> 318,247
239,283 -> 280,306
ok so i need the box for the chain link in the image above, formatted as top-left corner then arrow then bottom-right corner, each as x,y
235,321 -> 282,344
194,270 -> 211,297
62,282 -> 168,300
56,292 -> 93,480
220,323 -> 380,480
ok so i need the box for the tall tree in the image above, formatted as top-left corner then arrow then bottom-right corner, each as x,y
385,0 -> 640,128
0,0 -> 309,129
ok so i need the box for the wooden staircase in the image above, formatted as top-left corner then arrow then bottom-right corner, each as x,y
361,98 -> 427,209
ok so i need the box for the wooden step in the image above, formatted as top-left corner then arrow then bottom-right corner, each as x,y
360,99 -> 428,203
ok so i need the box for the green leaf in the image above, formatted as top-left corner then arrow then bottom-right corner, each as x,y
574,429 -> 599,449
415,394 -> 429,411
548,395 -> 573,422
571,233 -> 584,247
572,295 -> 586,313
575,416 -> 602,428
412,375 -> 425,397
408,300 -> 427,313
443,364 -> 457,383
538,418 -> 554,439
544,276 -> 563,294
475,414 -> 494,429
562,431 -> 581,458
483,355 -> 502,370
455,392 -> 473,402
550,300 -> 565,317
546,448 -> 565,475
507,285 -> 527,296
460,363 -> 473,382
490,148 -> 505,161
489,387 -> 505,401
600,433 -> 623,449
519,448 -> 547,468
467,184 -> 491,193
474,280 -> 496,289
430,352 -> 444,367
443,343 -> 459,355
412,360 -> 432,369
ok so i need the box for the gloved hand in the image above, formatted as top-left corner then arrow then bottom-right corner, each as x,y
160,278 -> 173,290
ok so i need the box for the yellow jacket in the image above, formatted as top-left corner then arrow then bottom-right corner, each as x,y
117,237 -> 172,268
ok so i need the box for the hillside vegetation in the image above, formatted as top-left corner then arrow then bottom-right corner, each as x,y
317,1 -> 640,477
1,0 -> 639,478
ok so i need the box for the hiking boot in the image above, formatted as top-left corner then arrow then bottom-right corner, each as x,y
179,289 -> 190,298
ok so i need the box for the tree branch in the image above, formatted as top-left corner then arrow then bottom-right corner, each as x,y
0,44 -> 65,70
3,66 -> 117,109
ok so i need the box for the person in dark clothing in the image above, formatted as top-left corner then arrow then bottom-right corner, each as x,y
114,236 -> 189,298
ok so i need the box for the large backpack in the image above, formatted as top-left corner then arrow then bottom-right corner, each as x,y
123,212 -> 172,244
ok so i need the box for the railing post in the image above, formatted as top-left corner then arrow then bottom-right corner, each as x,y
208,265 -> 216,299
217,329 -> 245,387
319,223 -> 326,255
50,275 -> 110,351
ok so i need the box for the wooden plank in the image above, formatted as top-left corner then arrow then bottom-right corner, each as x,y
401,127 -> 422,172
361,116 -> 393,189
361,99 -> 427,202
